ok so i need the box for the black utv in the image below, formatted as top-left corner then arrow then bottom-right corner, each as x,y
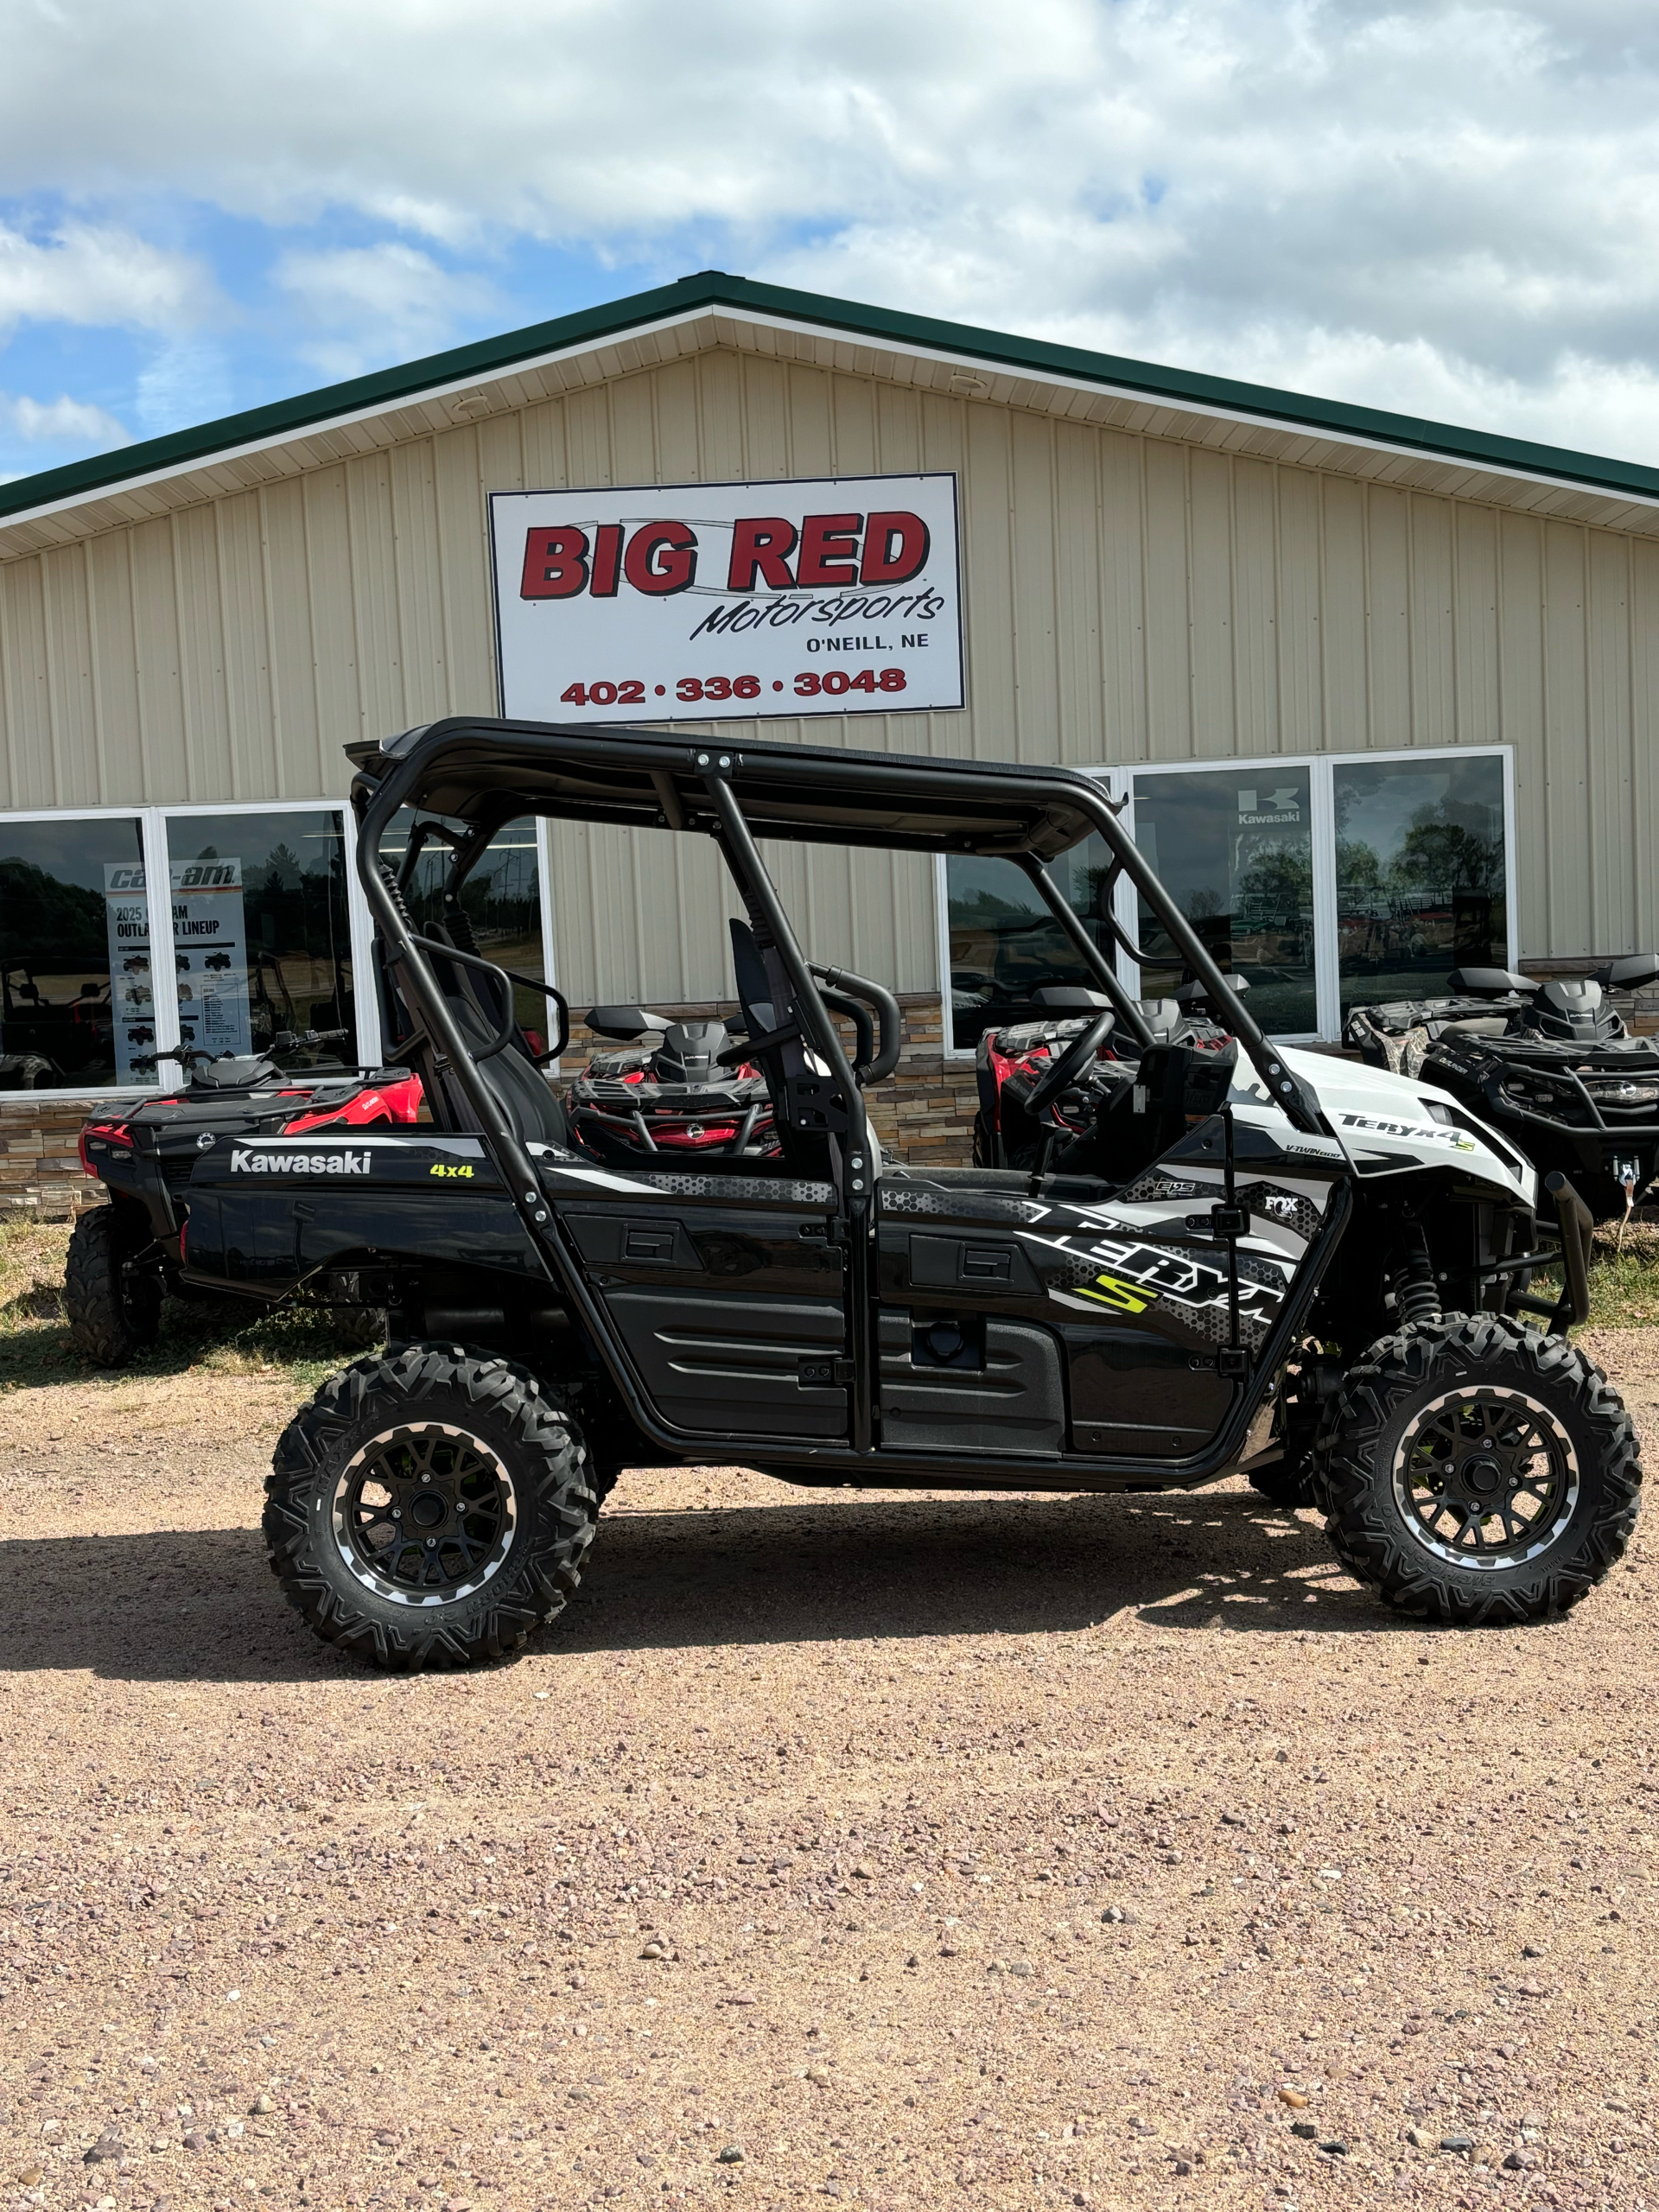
174,719 -> 1640,1668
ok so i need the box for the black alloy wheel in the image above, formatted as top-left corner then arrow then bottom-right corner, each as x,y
334,1424 -> 518,1608
1393,1389 -> 1575,1567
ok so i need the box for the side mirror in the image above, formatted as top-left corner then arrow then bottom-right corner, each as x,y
585,1005 -> 656,1040
1603,954 -> 1659,993
1447,966 -> 1534,998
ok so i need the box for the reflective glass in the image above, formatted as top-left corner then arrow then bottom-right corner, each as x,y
381,816 -> 551,1051
1131,766 -> 1316,1034
0,815 -> 145,1089
162,810 -> 353,1071
945,837 -> 1114,1050
1333,755 -> 1506,1014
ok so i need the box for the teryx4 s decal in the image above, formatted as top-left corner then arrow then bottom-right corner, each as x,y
1019,1229 -> 1290,1335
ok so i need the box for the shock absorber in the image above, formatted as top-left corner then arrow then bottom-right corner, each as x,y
1390,1223 -> 1442,1330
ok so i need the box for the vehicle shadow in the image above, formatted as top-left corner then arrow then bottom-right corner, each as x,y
0,1486 -> 1412,1684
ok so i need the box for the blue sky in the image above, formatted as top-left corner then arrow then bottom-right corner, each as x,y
6,0 -> 1659,486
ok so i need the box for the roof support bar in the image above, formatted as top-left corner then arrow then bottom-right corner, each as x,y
1015,853 -> 1156,1052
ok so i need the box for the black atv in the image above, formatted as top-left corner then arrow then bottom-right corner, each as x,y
166,716 -> 1638,1668
566,938 -> 901,1167
65,1033 -> 423,1366
1347,956 -> 1659,1221
974,978 -> 1237,1175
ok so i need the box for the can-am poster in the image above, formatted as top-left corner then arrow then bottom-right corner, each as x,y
489,473 -> 963,722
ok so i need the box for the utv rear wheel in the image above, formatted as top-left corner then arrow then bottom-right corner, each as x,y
264,1343 -> 599,1669
64,1204 -> 161,1366
1319,1316 -> 1641,1624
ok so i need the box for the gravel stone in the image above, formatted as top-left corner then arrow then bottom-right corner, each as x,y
3,1315 -> 1659,2212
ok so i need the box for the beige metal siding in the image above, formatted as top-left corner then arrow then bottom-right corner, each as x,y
2,345 -> 1657,990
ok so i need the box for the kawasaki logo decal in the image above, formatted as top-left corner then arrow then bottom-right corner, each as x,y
230,1149 -> 372,1174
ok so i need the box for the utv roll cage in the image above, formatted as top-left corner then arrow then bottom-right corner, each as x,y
342,719 -> 1342,1482
350,713 -> 1325,1173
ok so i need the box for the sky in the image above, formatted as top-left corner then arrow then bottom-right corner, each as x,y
5,0 -> 1659,485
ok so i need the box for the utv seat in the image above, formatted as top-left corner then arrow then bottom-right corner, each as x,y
423,932 -> 575,1152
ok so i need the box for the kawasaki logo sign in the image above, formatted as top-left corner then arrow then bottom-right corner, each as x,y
231,1149 -> 372,1174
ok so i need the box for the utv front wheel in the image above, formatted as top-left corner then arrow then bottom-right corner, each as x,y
264,1344 -> 599,1669
1319,1316 -> 1641,1624
64,1204 -> 161,1366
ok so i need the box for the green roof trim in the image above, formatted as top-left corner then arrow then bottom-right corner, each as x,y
4,267 -> 1659,525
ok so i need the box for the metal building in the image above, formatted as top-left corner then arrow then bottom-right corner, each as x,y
2,268 -> 1657,1199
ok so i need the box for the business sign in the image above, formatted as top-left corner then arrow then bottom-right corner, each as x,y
489,472 -> 963,722
104,859 -> 251,1081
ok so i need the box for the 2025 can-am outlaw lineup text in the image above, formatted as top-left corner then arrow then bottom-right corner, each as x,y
159,718 -> 1637,1668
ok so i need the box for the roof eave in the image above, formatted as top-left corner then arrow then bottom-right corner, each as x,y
3,268 -> 1658,534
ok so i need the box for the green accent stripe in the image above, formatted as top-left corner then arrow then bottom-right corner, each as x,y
4,268 -> 1659,526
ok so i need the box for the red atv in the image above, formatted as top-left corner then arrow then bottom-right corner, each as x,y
975,982 -> 1239,1174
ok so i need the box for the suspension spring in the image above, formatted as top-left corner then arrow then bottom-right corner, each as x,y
1390,1224 -> 1442,1330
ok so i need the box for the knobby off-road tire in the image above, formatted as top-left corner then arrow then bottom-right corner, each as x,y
1318,1314 -> 1641,1624
264,1343 -> 599,1669
64,1204 -> 161,1367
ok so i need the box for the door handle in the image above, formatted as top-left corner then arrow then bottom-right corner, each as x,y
961,1245 -> 1013,1282
624,1226 -> 677,1262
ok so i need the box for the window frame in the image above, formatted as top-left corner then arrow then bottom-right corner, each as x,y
0,794 -> 547,1101
935,743 -> 1517,1058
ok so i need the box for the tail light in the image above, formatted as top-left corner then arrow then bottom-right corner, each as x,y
79,1121 -> 132,1175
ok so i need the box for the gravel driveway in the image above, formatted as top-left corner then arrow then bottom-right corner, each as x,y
2,1331 -> 1656,2211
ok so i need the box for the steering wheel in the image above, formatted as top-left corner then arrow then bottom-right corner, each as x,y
1022,1010 -> 1116,1115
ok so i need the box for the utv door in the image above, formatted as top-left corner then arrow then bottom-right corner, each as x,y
872,1047 -> 1269,1464
552,1168 -> 852,1440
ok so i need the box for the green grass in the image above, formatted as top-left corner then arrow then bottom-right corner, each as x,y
0,1214 -> 374,1394
1584,1219 -> 1659,1331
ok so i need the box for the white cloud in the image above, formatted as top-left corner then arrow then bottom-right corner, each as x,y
6,2 -> 1659,457
0,391 -> 131,448
0,219 -> 217,337
271,243 -> 499,378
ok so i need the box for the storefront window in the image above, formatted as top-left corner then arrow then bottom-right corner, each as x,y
1130,766 -> 1317,1034
162,810 -> 353,1072
382,816 -> 551,1052
945,842 -> 1112,1050
0,816 -> 146,1090
1334,755 -> 1507,1014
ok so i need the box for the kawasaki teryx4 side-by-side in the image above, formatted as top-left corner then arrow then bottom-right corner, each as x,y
162,718 -> 1636,1669
1347,957 -> 1659,1224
